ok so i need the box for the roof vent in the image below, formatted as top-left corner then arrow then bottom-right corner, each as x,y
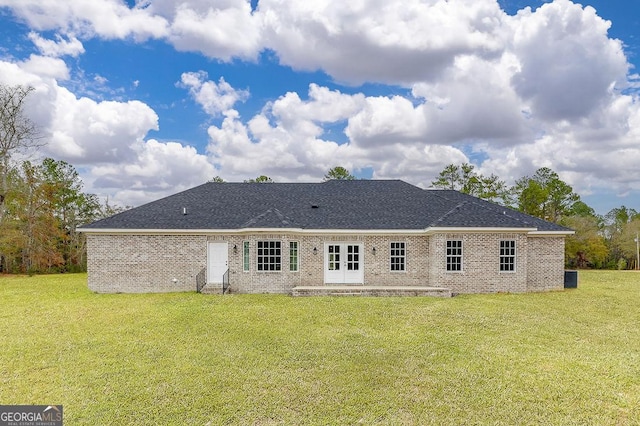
183,207 -> 187,215
311,204 -> 319,209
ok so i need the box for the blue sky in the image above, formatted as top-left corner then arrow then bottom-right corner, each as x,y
0,0 -> 639,215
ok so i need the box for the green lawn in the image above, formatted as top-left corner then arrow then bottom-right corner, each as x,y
1,271 -> 639,425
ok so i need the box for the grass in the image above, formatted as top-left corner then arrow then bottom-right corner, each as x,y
1,271 -> 639,425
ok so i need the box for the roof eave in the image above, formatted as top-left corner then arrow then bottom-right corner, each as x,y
76,227 -> 429,235
425,227 -> 538,234
527,230 -> 575,236
78,226 -> 574,235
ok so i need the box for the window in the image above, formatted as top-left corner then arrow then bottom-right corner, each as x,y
328,245 -> 340,271
500,240 -> 516,272
257,241 -> 281,271
390,242 -> 406,271
289,241 -> 299,272
243,241 -> 250,271
346,245 -> 360,270
446,240 -> 463,272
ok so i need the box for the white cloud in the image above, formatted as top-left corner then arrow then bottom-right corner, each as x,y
260,0 -> 507,85
19,55 -> 70,80
346,95 -> 427,146
1,0 -> 168,40
508,0 -> 628,122
205,84 -> 468,184
0,56 -> 215,206
179,71 -> 249,116
89,139 -> 216,205
167,1 -> 263,60
206,101 -> 351,182
28,32 -> 85,57
47,94 -> 158,163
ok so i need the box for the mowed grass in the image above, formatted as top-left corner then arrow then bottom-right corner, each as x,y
1,272 -> 639,425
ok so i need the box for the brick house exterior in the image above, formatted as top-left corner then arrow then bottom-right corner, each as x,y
79,180 -> 572,295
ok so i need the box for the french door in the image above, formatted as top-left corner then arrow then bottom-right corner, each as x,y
324,243 -> 364,284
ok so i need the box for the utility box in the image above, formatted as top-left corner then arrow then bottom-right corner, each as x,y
564,270 -> 578,289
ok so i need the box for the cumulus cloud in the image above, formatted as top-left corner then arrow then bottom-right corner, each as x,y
167,1 -> 263,60
509,0 -> 628,122
28,32 -> 85,57
90,139 -> 216,206
179,72 -> 249,116
204,83 -> 469,184
206,87 -> 360,181
260,0 -> 507,85
0,55 -> 214,206
19,55 -> 70,80
1,0 -> 168,40
47,94 -> 159,163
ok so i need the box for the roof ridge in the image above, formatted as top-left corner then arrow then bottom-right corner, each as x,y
432,200 -> 468,226
241,207 -> 293,228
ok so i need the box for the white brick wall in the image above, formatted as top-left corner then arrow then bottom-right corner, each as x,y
526,236 -> 565,292
428,233 -> 529,294
86,232 -> 566,294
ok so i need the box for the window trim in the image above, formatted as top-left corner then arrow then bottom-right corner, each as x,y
446,240 -> 463,272
257,240 -> 282,272
390,241 -> 406,272
499,240 -> 516,273
289,241 -> 299,272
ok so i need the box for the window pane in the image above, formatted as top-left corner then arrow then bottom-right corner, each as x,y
390,242 -> 406,271
257,241 -> 281,271
500,240 -> 516,272
243,241 -> 250,271
289,241 -> 298,272
446,240 -> 462,271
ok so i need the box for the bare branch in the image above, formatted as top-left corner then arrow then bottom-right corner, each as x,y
0,84 -> 43,160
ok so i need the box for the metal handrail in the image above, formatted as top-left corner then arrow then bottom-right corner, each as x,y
196,267 -> 206,293
222,268 -> 230,294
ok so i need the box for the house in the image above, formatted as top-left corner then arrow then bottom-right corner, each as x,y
78,180 -> 573,296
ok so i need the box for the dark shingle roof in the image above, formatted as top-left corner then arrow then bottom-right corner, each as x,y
80,180 -> 571,232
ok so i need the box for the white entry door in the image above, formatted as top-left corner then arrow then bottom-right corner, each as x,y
324,243 -> 364,284
207,242 -> 228,284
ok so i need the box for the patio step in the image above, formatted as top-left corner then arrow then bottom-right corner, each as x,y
291,286 -> 452,297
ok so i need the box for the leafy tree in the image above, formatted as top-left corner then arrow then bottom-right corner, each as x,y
39,158 -> 102,271
432,163 -> 510,204
245,175 -> 274,183
604,206 -> 639,237
432,164 -> 460,190
562,215 -> 608,268
209,176 -> 225,183
477,173 -> 511,205
617,219 -> 640,269
0,158 -> 102,273
568,201 -> 597,218
603,207 -> 640,269
324,166 -> 355,181
3,160 -> 65,273
513,167 -> 580,223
